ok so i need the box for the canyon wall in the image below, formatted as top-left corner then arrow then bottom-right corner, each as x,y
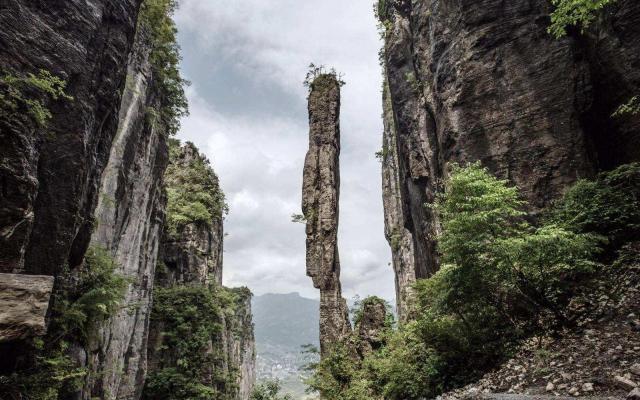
81,19 -> 169,399
0,3 -> 255,399
379,0 -> 640,321
0,0 -> 141,275
302,74 -> 352,356
0,0 -> 143,387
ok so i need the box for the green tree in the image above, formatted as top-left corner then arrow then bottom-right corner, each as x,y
548,0 -> 616,38
251,380 -> 294,400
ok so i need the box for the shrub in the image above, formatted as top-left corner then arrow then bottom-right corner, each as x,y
143,285 -> 239,400
0,69 -> 72,127
251,379 -> 294,400
0,245 -> 127,399
303,63 -> 345,91
138,0 -> 189,136
550,163 -> 640,248
165,140 -> 228,235
548,0 -> 616,38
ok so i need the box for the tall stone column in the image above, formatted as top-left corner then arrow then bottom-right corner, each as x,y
302,73 -> 351,356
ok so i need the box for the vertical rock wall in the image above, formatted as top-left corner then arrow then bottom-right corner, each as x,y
302,74 -> 351,355
0,0 -> 142,275
0,0 -> 143,387
380,0 -> 640,321
81,20 -> 168,400
160,142 -> 224,287
146,142 -> 255,400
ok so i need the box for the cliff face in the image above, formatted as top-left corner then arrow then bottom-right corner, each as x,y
380,0 -> 640,321
145,142 -> 255,400
219,289 -> 256,400
160,143 -> 224,287
302,74 -> 352,355
80,20 -> 169,399
0,0 -> 141,275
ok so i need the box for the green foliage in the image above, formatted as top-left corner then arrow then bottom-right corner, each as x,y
374,144 -> 390,163
612,95 -> 640,118
143,285 -> 239,400
0,245 -> 127,399
305,297 -> 395,400
550,163 -> 640,247
165,140 -> 228,235
305,341 -> 375,400
0,69 -> 72,127
56,246 -> 130,339
350,296 -> 394,328
303,63 -> 346,91
251,379 -> 294,400
139,0 -> 189,136
308,163 -> 639,399
548,0 -> 616,38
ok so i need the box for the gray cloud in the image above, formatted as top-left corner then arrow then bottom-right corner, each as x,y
174,0 -> 394,300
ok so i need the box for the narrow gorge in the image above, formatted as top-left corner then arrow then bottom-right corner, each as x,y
1,1 -> 639,400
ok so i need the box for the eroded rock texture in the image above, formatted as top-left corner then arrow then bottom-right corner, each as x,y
0,0 -> 141,275
146,142 -> 255,400
302,74 -> 351,355
160,143 -> 224,287
0,273 -> 54,342
380,0 -> 640,321
80,20 -> 169,400
354,298 -> 388,358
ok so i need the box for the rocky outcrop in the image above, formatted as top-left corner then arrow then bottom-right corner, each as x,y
79,18 -> 169,399
146,142 -> 255,400
159,142 -> 224,287
0,273 -> 54,342
379,0 -> 640,321
354,298 -> 388,358
302,74 -> 351,355
0,0 -> 141,275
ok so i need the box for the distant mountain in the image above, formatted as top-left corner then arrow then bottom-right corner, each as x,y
252,292 -> 319,348
252,293 -> 320,398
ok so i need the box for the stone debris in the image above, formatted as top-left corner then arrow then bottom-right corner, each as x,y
440,271 -> 640,399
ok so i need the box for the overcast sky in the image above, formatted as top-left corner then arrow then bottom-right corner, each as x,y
174,0 -> 394,300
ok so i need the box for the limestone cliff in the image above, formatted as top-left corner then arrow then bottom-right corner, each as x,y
80,17 -> 169,399
145,142 -> 255,400
379,0 -> 640,321
0,0 -> 141,276
0,0 -> 142,391
302,73 -> 351,355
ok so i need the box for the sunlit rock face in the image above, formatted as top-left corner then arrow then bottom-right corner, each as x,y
82,20 -> 169,399
302,74 -> 352,355
380,0 -> 640,321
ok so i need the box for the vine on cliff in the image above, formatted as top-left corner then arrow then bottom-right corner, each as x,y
0,69 -> 72,128
165,139 -> 228,236
143,285 -> 242,400
138,0 -> 189,136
